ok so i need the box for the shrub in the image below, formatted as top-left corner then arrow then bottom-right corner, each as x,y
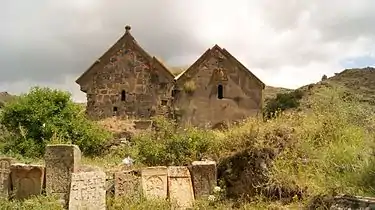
263,89 -> 303,119
0,86 -> 111,157
183,80 -> 196,95
218,86 -> 375,203
133,116 -> 221,166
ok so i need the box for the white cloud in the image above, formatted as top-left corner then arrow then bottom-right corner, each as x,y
1,0 -> 375,102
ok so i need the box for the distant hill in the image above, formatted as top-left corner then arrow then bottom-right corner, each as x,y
0,92 -> 16,108
298,67 -> 375,105
263,67 -> 375,115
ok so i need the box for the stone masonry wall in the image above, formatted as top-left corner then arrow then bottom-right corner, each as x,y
173,47 -> 263,127
83,41 -> 174,120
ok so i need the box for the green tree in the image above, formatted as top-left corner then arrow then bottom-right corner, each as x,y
0,86 -> 111,157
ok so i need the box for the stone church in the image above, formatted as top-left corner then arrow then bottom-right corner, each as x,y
76,25 -> 265,127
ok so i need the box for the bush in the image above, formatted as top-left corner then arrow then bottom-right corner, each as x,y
218,86 -> 375,203
133,116 -> 221,166
0,86 -> 111,157
263,89 -> 303,119
183,80 -> 196,95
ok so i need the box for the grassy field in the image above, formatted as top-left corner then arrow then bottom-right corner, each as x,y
1,67 -> 375,209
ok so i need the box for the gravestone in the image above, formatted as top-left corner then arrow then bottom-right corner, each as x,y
68,171 -> 106,210
190,161 -> 217,198
45,144 -> 81,206
0,157 -> 13,197
10,164 -> 45,200
141,166 -> 167,200
114,170 -> 141,198
168,166 -> 195,209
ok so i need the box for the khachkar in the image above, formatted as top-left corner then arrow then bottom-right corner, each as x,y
141,166 -> 168,200
190,161 -> 217,198
10,163 -> 45,200
168,166 -> 195,209
44,144 -> 81,206
114,170 -> 141,198
68,171 -> 106,210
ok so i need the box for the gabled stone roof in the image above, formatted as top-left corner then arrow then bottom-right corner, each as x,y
75,25 -> 175,85
175,44 -> 265,89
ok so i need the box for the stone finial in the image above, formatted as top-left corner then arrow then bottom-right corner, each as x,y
125,25 -> 131,33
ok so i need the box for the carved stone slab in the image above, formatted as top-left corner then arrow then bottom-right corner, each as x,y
190,161 -> 217,198
168,166 -> 195,209
141,166 -> 167,200
45,144 -> 81,204
114,170 -> 141,198
10,164 -> 45,200
68,171 -> 106,210
0,157 -> 13,198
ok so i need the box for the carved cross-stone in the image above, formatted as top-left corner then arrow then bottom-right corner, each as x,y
141,166 -> 167,200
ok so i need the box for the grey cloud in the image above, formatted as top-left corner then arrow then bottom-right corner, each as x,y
0,0 -> 205,83
1,0 -> 375,96
259,0 -> 375,41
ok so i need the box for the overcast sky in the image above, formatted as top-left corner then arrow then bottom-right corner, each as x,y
1,0 -> 374,102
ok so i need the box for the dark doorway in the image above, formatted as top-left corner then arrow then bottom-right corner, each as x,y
218,84 -> 223,99
121,90 -> 126,101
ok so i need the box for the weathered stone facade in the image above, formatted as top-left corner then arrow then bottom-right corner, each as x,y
173,45 -> 265,127
76,25 -> 265,126
76,26 -> 175,120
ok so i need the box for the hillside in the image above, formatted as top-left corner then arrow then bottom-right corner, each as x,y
266,67 -> 375,115
0,92 -> 16,108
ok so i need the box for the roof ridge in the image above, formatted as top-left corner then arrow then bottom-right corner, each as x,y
175,47 -> 212,82
76,25 -> 175,85
221,48 -> 265,88
152,57 -> 175,80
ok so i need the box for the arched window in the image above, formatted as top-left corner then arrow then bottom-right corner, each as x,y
218,84 -> 223,99
121,90 -> 126,101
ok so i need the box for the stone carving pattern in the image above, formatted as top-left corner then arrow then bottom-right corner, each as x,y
10,165 -> 44,200
115,171 -> 140,197
45,145 -> 81,206
69,172 -> 106,210
191,162 -> 217,198
168,166 -> 195,209
145,175 -> 164,196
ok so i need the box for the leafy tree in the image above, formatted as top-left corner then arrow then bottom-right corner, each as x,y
0,86 -> 111,157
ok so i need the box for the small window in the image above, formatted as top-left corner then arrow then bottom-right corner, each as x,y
121,90 -> 126,101
218,84 -> 223,99
161,100 -> 167,106
113,107 -> 118,116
